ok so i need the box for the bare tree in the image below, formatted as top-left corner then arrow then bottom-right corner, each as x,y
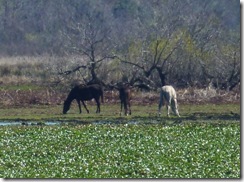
111,0 -> 198,89
59,11 -> 116,86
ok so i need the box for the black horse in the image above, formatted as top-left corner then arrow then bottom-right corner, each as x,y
63,84 -> 104,114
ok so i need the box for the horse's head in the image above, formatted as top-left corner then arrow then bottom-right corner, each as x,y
63,100 -> 71,114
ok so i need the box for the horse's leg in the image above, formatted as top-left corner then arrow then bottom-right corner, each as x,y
165,92 -> 172,117
172,99 -> 180,117
76,99 -> 82,113
81,100 -> 89,113
167,97 -> 172,117
128,100 -> 131,115
95,98 -> 100,113
158,92 -> 164,116
166,103 -> 171,117
120,101 -> 123,116
124,101 -> 128,116
97,100 -> 100,113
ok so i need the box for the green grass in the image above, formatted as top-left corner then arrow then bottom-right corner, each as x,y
0,103 -> 240,122
0,103 -> 241,178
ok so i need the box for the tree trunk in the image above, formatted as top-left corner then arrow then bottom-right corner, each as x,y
156,66 -> 167,86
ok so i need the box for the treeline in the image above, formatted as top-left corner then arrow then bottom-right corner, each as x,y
0,0 -> 240,90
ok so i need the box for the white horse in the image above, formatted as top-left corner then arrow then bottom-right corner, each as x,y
158,85 -> 180,117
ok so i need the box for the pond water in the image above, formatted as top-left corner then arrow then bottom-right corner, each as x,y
0,118 -> 177,126
0,121 -> 62,126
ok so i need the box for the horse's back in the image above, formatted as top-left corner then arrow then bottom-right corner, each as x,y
73,84 -> 102,100
161,85 -> 177,94
161,85 -> 177,99
88,84 -> 103,95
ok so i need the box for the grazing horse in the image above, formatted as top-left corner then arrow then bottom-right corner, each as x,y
158,85 -> 180,117
63,84 -> 104,114
119,83 -> 132,116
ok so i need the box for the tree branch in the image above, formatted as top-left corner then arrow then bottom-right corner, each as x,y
119,59 -> 145,70
58,65 -> 87,75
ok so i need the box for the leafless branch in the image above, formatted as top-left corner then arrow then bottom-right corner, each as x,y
58,65 -> 87,75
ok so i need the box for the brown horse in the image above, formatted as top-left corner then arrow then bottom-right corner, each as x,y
118,83 -> 132,116
63,84 -> 104,114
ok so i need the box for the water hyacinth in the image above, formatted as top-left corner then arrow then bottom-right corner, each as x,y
0,122 -> 240,178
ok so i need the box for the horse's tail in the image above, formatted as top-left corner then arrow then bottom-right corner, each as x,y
101,90 -> 104,103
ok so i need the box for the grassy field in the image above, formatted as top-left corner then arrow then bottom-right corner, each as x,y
0,103 -> 240,178
0,103 -> 240,122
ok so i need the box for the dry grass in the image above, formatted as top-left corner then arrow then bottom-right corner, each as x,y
0,56 -> 86,85
0,56 -> 49,84
177,86 -> 240,104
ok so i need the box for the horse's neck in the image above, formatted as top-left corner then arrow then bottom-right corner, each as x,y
66,91 -> 75,103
